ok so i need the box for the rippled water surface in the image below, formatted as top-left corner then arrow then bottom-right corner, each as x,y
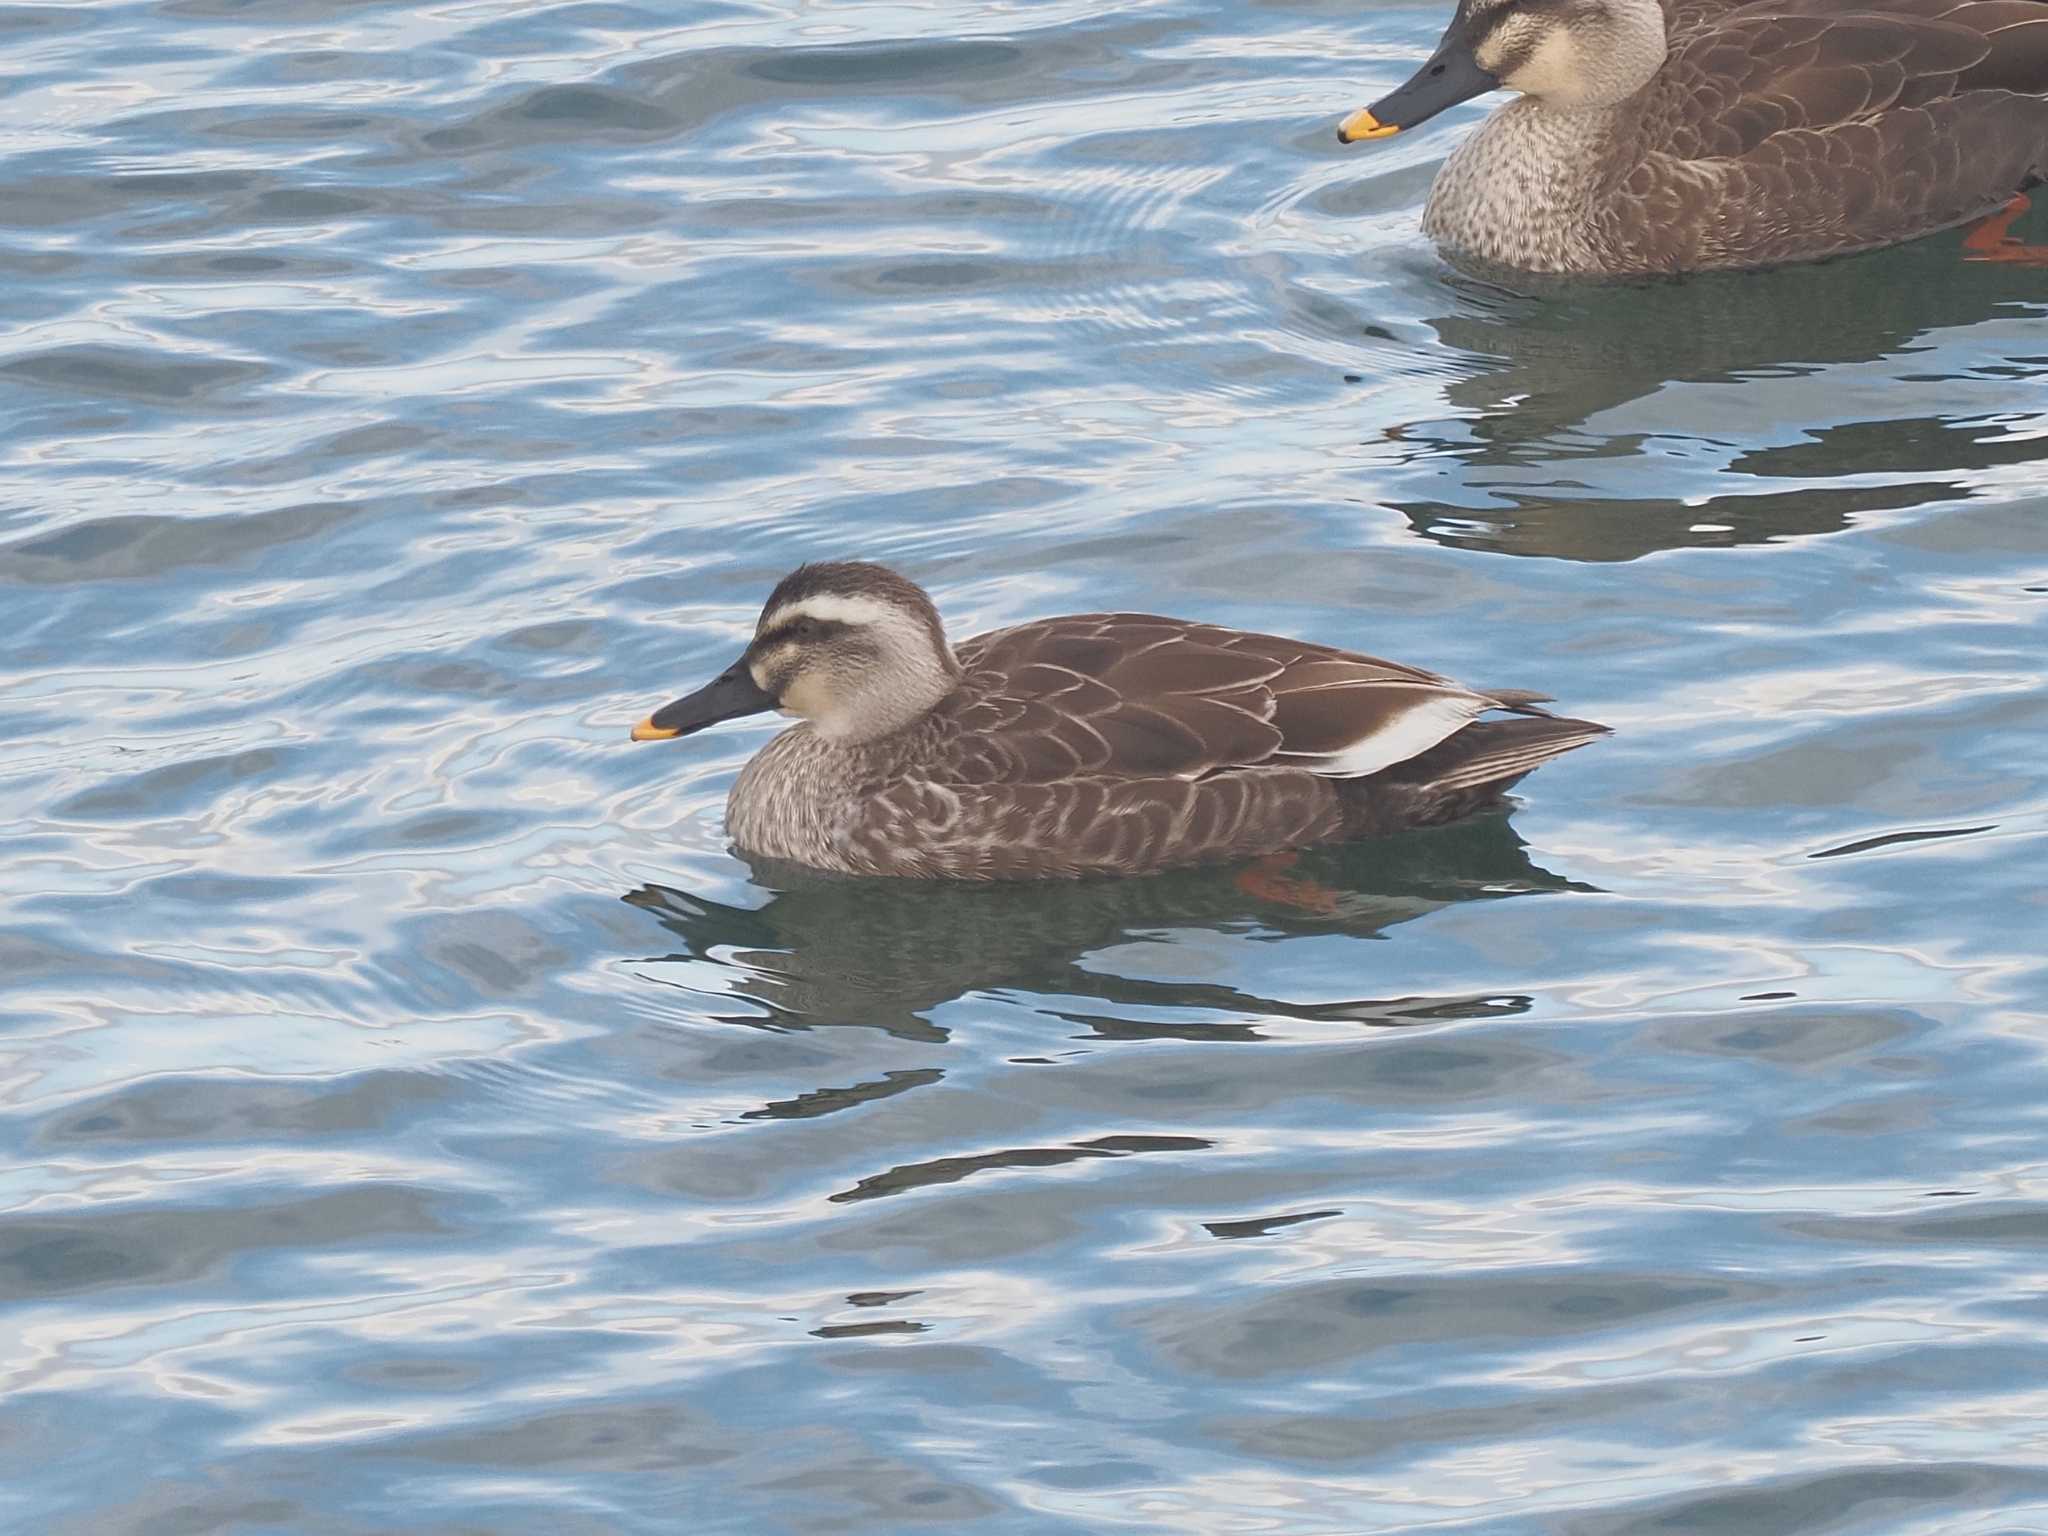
6,2 -> 2048,1531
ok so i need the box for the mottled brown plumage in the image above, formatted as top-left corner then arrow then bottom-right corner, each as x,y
1342,0 -> 2048,273
629,563 -> 1606,880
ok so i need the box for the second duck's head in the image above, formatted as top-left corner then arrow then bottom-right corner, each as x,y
1336,0 -> 1666,143
631,561 -> 961,746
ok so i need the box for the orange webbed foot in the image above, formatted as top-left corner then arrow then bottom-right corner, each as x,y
1236,853 -> 1342,916
1963,193 -> 2048,266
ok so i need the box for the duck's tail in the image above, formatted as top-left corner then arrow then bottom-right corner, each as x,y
1343,713 -> 1610,835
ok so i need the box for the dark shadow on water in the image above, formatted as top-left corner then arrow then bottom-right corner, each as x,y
829,1132 -> 1214,1204
1376,232 -> 2048,560
621,814 -> 1595,1041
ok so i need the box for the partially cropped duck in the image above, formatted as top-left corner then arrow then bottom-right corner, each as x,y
1336,0 -> 2048,274
627,562 -> 1606,880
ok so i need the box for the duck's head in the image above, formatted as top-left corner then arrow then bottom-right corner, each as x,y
630,561 -> 961,746
1336,0 -> 1666,143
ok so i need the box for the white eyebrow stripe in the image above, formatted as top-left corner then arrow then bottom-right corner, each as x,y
763,594 -> 906,630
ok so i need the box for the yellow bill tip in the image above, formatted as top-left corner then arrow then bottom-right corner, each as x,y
1336,109 -> 1400,144
630,716 -> 680,742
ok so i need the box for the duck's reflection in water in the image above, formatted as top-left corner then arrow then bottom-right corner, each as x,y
621,813 -> 1594,1044
1376,240 -> 2048,561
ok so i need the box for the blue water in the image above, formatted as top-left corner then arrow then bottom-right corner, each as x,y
4,2 -> 2048,1532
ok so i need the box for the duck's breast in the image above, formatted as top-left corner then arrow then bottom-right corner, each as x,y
725,725 -> 854,869
1422,99 -> 1626,272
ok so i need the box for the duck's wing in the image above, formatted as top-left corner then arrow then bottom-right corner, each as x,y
947,614 -> 1530,786
1625,3 -> 2048,263
1713,0 -> 2048,95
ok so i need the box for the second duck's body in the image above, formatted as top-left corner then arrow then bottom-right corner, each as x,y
630,562 -> 1605,880
1339,0 -> 2048,275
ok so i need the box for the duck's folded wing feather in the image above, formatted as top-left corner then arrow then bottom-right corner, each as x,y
950,616 -> 1505,786
1712,0 -> 2048,96
945,666 -> 1283,783
1650,13 -> 1990,158
1626,8 -> 2048,262
1948,1 -> 2048,92
1267,679 -> 1493,778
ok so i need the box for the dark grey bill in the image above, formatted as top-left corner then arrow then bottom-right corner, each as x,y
1339,33 -> 1500,141
631,658 -> 775,741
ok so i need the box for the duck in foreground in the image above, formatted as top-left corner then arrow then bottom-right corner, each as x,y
628,562 -> 1606,880
1336,0 -> 2048,275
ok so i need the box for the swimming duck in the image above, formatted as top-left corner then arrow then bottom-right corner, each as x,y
627,562 -> 1606,880
1336,0 -> 2048,274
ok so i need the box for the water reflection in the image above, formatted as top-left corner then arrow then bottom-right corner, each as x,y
622,814 -> 1592,1041
1376,237 -> 2048,559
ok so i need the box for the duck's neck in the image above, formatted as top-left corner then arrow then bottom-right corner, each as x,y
1421,98 -> 1626,272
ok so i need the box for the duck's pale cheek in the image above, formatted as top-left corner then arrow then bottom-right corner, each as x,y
1499,32 -> 1580,102
778,673 -> 827,722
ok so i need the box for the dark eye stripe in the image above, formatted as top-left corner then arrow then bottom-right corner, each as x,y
757,616 -> 851,648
